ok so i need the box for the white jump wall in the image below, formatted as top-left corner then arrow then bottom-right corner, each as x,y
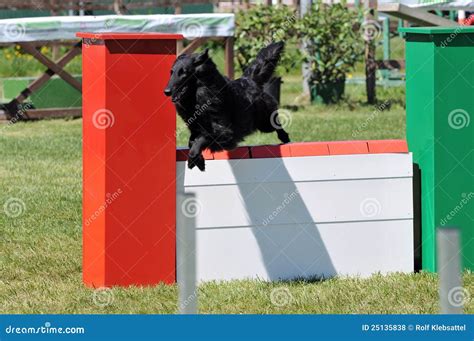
177,141 -> 414,282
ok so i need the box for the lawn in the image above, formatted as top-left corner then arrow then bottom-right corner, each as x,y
1,74 -> 473,314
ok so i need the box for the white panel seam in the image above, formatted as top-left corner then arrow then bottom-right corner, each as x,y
194,218 -> 415,230
181,176 -> 413,188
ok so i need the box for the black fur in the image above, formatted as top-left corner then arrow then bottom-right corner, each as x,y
164,42 -> 290,171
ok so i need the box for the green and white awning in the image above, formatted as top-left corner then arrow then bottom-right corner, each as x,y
379,0 -> 474,10
0,13 -> 235,43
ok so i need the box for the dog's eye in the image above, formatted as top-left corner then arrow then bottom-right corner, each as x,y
178,69 -> 185,76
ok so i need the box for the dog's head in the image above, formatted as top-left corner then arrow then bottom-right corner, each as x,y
164,49 -> 210,102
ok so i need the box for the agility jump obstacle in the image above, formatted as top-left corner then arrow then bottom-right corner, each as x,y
79,29 -> 473,287
79,33 -> 182,287
79,32 -> 414,287
401,27 -> 474,273
178,141 -> 414,282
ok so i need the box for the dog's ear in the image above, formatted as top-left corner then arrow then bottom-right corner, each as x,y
193,48 -> 209,65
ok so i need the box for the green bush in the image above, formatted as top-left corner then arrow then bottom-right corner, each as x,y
235,5 -> 300,75
297,0 -> 364,87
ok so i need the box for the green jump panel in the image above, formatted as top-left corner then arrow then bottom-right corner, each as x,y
401,27 -> 474,272
3,76 -> 82,109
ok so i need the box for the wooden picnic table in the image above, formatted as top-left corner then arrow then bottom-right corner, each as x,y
0,13 -> 235,120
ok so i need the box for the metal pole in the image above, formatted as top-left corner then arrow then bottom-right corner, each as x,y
364,0 -> 377,104
380,16 -> 390,82
437,226 -> 463,314
177,192 -> 198,314
397,19 -> 403,39
458,10 -> 466,24
383,17 -> 390,62
300,0 -> 311,95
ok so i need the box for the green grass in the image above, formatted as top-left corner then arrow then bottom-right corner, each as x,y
1,76 -> 472,314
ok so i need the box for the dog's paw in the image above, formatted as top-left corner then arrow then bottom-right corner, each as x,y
188,155 -> 205,171
196,157 -> 205,172
277,130 -> 290,144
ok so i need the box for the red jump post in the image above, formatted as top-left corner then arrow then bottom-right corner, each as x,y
78,33 -> 182,287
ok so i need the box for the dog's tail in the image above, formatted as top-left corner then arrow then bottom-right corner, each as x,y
243,42 -> 284,87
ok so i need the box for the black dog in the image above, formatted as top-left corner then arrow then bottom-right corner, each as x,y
164,42 -> 290,171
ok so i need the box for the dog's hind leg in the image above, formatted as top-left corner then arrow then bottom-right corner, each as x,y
277,128 -> 290,143
188,135 -> 209,171
272,112 -> 290,143
258,108 -> 291,143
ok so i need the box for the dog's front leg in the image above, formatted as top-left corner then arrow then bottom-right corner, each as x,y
188,130 -> 199,148
188,135 -> 209,171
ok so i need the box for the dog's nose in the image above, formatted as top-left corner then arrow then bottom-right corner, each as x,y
164,88 -> 172,96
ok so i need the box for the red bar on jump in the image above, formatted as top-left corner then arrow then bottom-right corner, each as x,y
78,32 -> 182,287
